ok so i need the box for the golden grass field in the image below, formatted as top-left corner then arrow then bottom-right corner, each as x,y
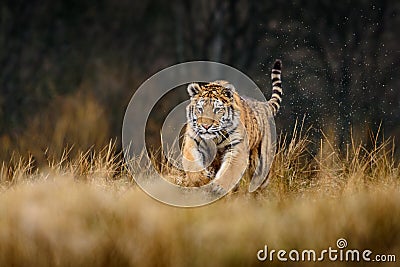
0,127 -> 399,267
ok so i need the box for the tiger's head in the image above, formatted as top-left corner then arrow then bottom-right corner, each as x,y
186,80 -> 239,139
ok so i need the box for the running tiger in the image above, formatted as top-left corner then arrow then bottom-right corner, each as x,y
182,60 -> 282,194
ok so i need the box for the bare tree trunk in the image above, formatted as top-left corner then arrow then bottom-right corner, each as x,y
174,0 -> 185,62
210,5 -> 225,62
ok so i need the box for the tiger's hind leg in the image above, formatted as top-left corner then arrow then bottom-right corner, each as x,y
248,125 -> 276,192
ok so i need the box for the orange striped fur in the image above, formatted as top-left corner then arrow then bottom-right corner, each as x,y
182,60 -> 282,194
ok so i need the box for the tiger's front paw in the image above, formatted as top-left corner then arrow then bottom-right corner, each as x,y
208,181 -> 228,196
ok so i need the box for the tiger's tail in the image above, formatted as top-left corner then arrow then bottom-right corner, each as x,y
268,59 -> 283,116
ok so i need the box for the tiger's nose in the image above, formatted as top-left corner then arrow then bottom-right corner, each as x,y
203,124 -> 211,130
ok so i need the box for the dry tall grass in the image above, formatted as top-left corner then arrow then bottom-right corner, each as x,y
0,129 -> 399,267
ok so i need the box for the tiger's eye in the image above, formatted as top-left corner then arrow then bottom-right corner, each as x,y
214,107 -> 223,113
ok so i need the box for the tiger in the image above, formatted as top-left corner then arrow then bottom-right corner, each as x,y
181,59 -> 282,195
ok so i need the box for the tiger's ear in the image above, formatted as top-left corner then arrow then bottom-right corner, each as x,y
223,83 -> 236,98
187,83 -> 201,97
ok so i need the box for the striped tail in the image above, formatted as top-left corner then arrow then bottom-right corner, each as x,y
268,59 -> 283,116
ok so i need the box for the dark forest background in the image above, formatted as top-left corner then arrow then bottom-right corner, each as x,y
0,0 -> 399,162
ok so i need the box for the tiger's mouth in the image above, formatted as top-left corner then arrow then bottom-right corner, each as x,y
199,132 -> 217,139
197,124 -> 220,139
194,128 -> 217,139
